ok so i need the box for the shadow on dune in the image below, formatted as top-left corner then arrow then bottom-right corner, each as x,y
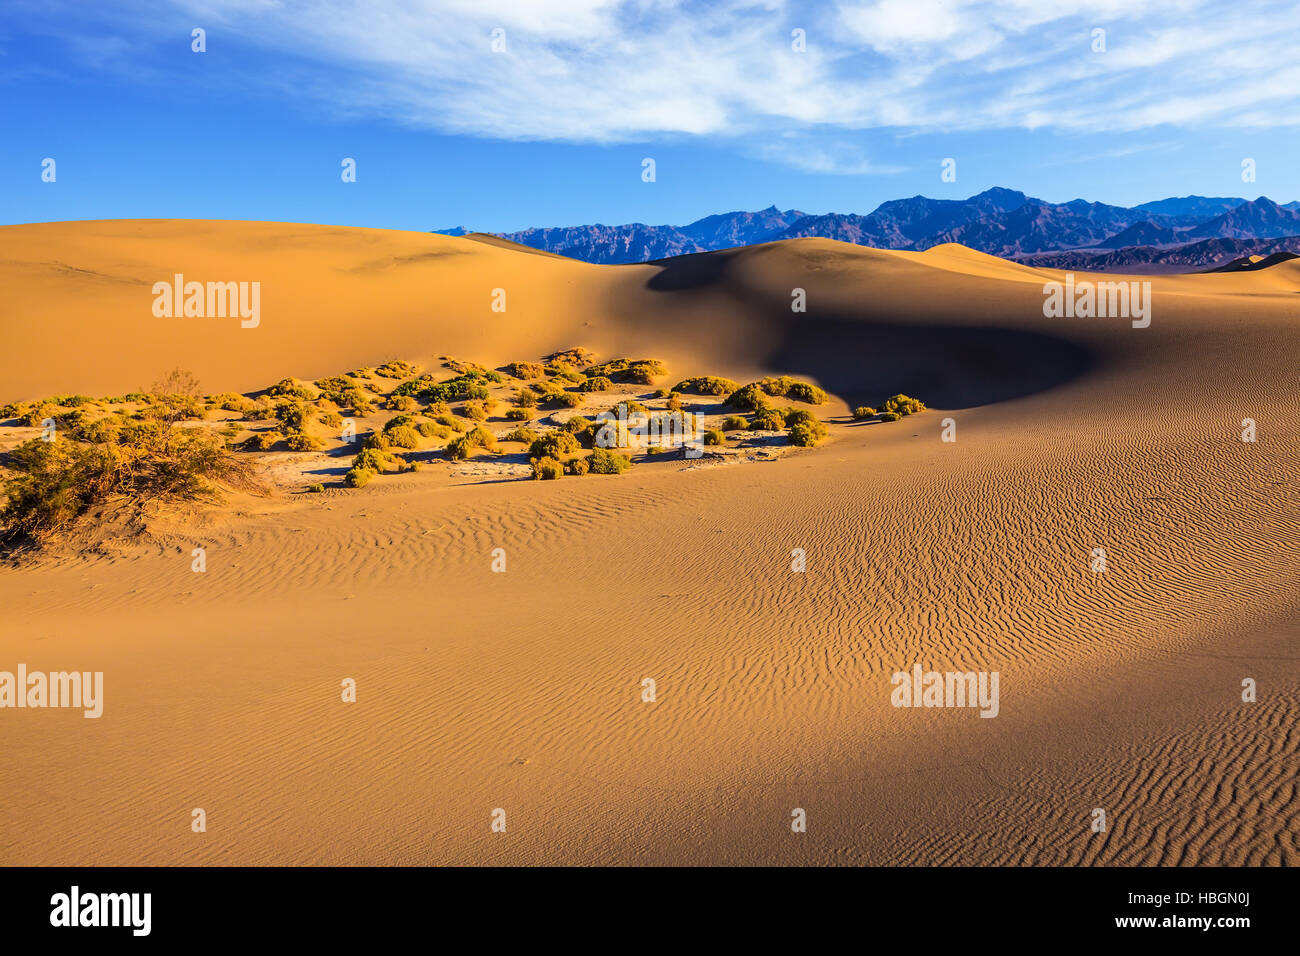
643,247 -> 1097,411
768,316 -> 1096,410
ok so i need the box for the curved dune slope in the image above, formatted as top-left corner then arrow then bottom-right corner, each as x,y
1,221 -> 1297,866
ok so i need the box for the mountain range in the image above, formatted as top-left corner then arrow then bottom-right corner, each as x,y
436,189 -> 1300,271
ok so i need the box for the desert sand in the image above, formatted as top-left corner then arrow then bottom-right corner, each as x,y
0,220 -> 1296,865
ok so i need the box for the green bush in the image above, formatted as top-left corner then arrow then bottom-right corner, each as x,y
504,426 -> 539,444
266,378 -> 318,402
384,394 -> 417,412
726,383 -> 771,412
22,404 -> 55,428
446,426 -> 500,460
555,391 -> 584,408
749,410 -> 785,431
385,424 -> 421,449
375,360 -> 419,378
351,447 -> 393,472
307,483 -> 325,493
505,408 -> 529,421
530,456 -> 564,480
345,466 -> 374,488
528,431 -> 580,460
242,431 -> 282,451
852,406 -> 877,420
285,433 -> 323,452
506,361 -> 546,380
787,416 -> 829,447
673,376 -> 739,396
212,392 -> 249,412
880,394 -> 927,416
459,401 -> 488,421
703,429 -> 726,446
564,457 -> 590,476
879,411 -> 901,422
722,415 -> 748,431
562,416 -> 592,435
418,421 -> 451,439
577,376 -> 613,392
1,423 -> 248,546
586,358 -> 666,384
587,447 -> 632,474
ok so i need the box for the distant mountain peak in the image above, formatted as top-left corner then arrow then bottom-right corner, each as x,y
440,188 -> 1299,268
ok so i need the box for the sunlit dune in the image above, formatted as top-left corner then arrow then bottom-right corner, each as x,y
1,220 -> 1296,866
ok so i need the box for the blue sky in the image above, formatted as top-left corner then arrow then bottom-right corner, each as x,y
3,0 -> 1299,232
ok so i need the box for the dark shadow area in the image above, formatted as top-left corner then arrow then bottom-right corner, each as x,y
642,249 -> 1100,411
768,316 -> 1097,410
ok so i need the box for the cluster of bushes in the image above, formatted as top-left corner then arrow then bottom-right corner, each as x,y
530,445 -> 631,480
583,358 -> 666,385
852,394 -> 926,423
756,376 -> 829,405
391,370 -> 492,405
672,376 -> 738,396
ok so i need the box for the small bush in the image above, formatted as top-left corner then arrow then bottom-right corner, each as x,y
555,391 -> 583,408
562,416 -> 592,436
375,360 -> 418,378
418,422 -> 451,439
504,426 -> 539,444
787,416 -> 829,447
881,394 -> 927,417
266,378 -> 318,402
703,429 -> 725,446
385,424 -> 422,449
879,411 -> 901,422
722,415 -> 748,431
307,483 -> 325,493
385,394 -> 417,412
564,457 -> 590,476
577,376 -> 613,392
852,406 -> 877,420
506,361 -> 546,380
726,383 -> 771,412
285,433 -> 323,452
587,447 -> 631,475
345,466 -> 374,488
749,410 -> 785,431
528,431 -> 581,461
673,376 -> 739,396
446,426 -> 500,460
459,401 -> 488,421
242,431 -> 282,451
530,456 -> 564,480
212,392 -> 249,412
505,408 -> 529,421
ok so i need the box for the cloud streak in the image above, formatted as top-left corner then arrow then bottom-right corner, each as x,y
26,1 -> 1300,169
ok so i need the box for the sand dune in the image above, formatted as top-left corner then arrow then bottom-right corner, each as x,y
1,221 -> 1297,865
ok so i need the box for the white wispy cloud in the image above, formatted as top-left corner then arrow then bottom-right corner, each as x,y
25,0 -> 1300,168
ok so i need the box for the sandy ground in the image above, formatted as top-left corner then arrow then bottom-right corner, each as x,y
1,221 -> 1297,865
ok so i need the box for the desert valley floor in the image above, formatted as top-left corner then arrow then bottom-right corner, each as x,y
0,220 -> 1297,865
